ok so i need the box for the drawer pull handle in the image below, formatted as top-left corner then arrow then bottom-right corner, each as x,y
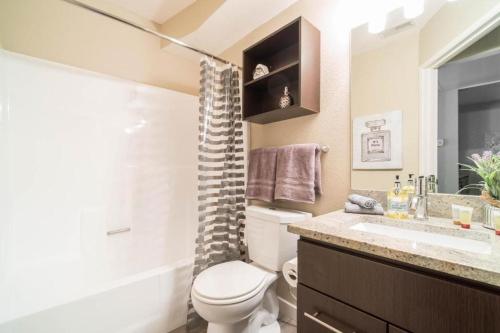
304,311 -> 347,333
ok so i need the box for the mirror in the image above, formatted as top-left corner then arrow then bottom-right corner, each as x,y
350,0 -> 500,195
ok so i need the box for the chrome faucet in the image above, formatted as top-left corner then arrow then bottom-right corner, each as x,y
413,176 -> 428,220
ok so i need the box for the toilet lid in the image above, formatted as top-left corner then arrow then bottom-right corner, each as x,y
192,261 -> 268,303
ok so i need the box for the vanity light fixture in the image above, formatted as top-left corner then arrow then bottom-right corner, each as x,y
404,0 -> 424,19
368,14 -> 386,34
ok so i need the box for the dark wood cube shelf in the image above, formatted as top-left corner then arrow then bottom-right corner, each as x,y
242,17 -> 320,124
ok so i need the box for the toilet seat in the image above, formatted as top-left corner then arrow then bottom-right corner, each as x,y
192,261 -> 274,305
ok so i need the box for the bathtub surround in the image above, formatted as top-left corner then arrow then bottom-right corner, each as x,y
189,57 -> 246,331
0,50 -> 198,331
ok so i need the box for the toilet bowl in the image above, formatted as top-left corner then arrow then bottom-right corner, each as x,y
191,261 -> 279,333
191,206 -> 312,333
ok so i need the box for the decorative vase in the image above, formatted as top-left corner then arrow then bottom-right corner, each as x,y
279,86 -> 293,109
481,191 -> 500,230
252,64 -> 269,80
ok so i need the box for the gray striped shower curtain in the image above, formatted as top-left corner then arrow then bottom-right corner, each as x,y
187,57 -> 246,331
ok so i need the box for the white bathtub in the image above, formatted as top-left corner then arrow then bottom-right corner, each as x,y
0,51 -> 198,333
0,259 -> 193,333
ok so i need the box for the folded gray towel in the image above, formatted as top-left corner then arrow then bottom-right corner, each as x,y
344,202 -> 384,215
348,194 -> 378,209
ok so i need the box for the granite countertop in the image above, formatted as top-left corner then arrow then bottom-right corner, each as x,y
288,210 -> 500,288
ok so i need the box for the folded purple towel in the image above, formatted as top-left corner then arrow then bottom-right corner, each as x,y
274,144 -> 322,204
245,147 -> 278,202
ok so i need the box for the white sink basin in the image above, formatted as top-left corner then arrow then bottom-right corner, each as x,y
350,223 -> 492,255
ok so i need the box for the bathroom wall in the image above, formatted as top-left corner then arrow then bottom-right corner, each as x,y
220,0 -> 352,216
0,0 -> 199,95
0,50 -> 198,332
419,0 -> 500,65
351,32 -> 420,190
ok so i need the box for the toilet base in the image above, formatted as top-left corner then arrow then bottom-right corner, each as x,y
259,321 -> 280,333
207,320 -> 280,333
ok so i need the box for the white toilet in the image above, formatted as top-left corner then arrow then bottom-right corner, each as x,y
191,206 -> 311,333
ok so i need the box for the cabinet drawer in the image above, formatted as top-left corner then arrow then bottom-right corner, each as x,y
389,325 -> 409,333
298,239 -> 500,333
298,284 -> 386,333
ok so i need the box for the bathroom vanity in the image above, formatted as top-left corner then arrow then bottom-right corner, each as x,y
289,212 -> 500,333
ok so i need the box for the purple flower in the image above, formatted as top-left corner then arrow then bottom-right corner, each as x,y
471,153 -> 481,162
482,151 -> 493,160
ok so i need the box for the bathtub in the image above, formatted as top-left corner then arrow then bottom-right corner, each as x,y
0,50 -> 198,333
0,259 -> 194,333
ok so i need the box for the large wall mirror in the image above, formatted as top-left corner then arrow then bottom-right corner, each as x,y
350,0 -> 500,195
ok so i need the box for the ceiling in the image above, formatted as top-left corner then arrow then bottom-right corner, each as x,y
104,0 -> 196,24
161,0 -> 299,57
103,0 -> 299,61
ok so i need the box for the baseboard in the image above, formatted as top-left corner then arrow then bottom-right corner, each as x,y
277,296 -> 297,326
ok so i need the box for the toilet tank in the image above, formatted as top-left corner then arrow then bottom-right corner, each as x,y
245,206 -> 312,271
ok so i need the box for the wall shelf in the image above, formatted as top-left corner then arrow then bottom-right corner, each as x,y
242,17 -> 320,124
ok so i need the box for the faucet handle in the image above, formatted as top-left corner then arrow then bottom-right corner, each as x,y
416,176 -> 428,196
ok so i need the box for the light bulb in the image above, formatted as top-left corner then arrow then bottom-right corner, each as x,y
404,0 -> 424,19
368,14 -> 386,34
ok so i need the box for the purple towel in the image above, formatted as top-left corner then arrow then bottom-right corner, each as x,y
274,144 -> 322,203
245,147 -> 278,202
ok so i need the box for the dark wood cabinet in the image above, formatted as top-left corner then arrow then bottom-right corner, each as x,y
389,325 -> 409,333
297,238 -> 500,333
299,284 -> 386,333
242,17 -> 320,124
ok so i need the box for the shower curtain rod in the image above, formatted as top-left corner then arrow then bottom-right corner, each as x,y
61,0 -> 242,70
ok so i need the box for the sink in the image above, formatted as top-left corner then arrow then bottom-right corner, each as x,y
350,223 -> 492,255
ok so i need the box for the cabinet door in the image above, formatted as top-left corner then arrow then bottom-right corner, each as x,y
298,284 -> 386,333
298,239 -> 500,333
389,325 -> 410,333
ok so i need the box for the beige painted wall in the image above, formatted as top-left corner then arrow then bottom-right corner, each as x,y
420,0 -> 500,65
0,0 -> 199,95
221,0 -> 351,216
351,33 -> 420,191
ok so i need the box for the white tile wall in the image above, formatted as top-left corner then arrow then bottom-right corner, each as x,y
0,50 -> 198,329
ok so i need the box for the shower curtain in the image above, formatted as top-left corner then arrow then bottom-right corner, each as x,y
187,57 -> 246,331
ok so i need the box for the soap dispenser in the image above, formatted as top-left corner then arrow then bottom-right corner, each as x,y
387,175 -> 409,219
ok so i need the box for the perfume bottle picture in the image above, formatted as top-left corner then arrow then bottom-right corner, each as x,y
361,119 -> 391,162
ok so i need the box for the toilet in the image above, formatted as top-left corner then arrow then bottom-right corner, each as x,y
191,206 -> 312,333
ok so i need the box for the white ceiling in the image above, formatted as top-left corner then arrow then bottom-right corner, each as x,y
162,0 -> 299,56
104,0 -> 299,61
105,0 -> 196,24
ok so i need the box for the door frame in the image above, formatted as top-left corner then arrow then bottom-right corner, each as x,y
418,3 -> 500,176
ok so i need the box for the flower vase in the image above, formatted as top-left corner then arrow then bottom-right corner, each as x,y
481,191 -> 500,230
